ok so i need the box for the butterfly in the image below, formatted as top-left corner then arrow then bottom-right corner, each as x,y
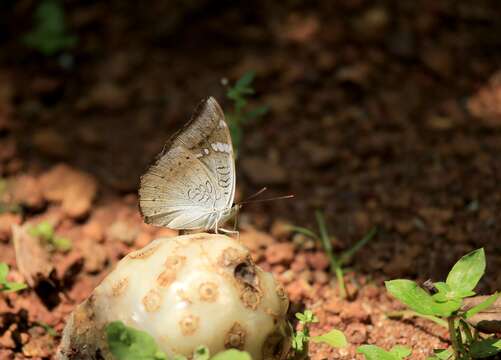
139,97 -> 239,233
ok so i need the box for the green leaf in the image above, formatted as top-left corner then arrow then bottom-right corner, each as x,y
389,346 -> 411,358
106,321 -> 167,360
311,329 -> 347,348
465,292 -> 500,319
295,310 -> 318,324
3,282 -> 28,292
0,262 -> 9,282
470,338 -> 501,358
357,345 -> 400,360
386,280 -> 460,316
29,221 -> 54,241
386,280 -> 431,314
0,263 -> 27,292
211,349 -> 252,360
23,0 -> 76,56
52,236 -> 72,252
446,248 -> 485,295
291,331 -> 307,352
427,348 -> 453,360
192,345 -> 210,360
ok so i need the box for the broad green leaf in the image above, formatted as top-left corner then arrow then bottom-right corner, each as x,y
357,345 -> 399,360
470,338 -> 501,358
211,349 -> 252,360
311,329 -> 347,348
434,282 -> 451,293
389,345 -> 411,358
465,292 -> 500,319
432,282 -> 452,302
0,262 -> 9,281
106,321 -> 167,360
386,280 -> 456,316
429,298 -> 462,317
446,248 -> 485,295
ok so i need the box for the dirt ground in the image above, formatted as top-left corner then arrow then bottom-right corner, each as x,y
0,1 -> 500,359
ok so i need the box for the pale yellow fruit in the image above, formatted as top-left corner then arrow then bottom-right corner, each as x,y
58,233 -> 290,360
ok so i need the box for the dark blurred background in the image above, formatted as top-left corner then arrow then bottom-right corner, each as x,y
1,0 -> 500,287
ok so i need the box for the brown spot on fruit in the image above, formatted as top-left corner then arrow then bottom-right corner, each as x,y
142,289 -> 162,312
179,314 -> 199,336
276,284 -> 287,301
199,282 -> 219,302
240,286 -> 261,310
157,269 -> 176,288
111,278 -> 128,297
129,243 -> 161,260
220,247 -> 245,267
224,322 -> 246,350
164,255 -> 186,269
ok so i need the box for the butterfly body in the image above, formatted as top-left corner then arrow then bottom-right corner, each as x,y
139,97 -> 237,232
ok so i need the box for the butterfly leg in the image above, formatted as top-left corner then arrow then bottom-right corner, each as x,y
219,227 -> 240,240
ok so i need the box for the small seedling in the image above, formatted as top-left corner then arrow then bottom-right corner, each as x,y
225,71 -> 269,154
357,344 -> 412,360
106,321 -> 252,360
0,262 -> 27,292
291,310 -> 347,357
385,248 -> 501,360
23,0 -> 77,56
28,221 -> 72,252
290,211 -> 377,298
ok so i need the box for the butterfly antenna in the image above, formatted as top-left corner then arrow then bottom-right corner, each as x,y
242,187 -> 268,202
238,194 -> 294,205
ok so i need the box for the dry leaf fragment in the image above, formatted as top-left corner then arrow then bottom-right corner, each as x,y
12,224 -> 53,287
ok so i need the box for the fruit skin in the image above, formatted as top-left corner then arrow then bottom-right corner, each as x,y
58,233 -> 291,360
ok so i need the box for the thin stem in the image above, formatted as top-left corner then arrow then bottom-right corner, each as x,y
448,317 -> 460,359
387,310 -> 448,328
459,319 -> 473,344
334,266 -> 346,299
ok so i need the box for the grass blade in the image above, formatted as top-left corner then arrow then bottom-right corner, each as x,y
340,227 -> 377,266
